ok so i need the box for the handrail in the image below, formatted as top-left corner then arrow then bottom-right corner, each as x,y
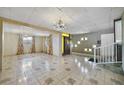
93,42 -> 122,64
94,42 -> 122,49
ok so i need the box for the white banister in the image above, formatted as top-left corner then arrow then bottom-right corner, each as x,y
94,48 -> 96,63
116,44 -> 117,63
94,42 -> 122,64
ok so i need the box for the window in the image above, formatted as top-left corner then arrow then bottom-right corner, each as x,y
114,19 -> 122,43
23,36 -> 32,44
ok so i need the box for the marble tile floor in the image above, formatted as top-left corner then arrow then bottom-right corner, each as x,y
0,53 -> 124,85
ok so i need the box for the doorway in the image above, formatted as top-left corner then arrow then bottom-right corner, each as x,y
63,36 -> 70,55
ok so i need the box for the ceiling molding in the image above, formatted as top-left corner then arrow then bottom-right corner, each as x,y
0,16 -> 66,34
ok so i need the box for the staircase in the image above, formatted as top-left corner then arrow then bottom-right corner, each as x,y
94,42 -> 122,64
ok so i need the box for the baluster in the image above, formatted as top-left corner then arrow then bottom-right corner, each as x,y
107,46 -> 109,62
112,45 -> 113,62
109,45 -> 111,62
100,48 -> 101,63
106,47 -> 108,62
105,47 -> 107,62
94,48 -> 96,63
98,49 -> 99,63
107,46 -> 108,63
97,49 -> 99,63
98,48 -> 99,63
103,47 -> 104,63
116,44 -> 117,63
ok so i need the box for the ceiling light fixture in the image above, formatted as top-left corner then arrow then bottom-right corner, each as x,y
77,41 -> 80,44
85,37 -> 88,40
84,48 -> 88,51
92,45 -> 96,48
54,18 -> 65,31
75,44 -> 77,47
89,48 -> 92,52
81,37 -> 84,41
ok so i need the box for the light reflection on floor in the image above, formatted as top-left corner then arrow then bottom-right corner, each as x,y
0,53 -> 124,85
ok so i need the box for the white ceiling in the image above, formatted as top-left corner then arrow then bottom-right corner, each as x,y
3,22 -> 50,36
0,7 -> 124,34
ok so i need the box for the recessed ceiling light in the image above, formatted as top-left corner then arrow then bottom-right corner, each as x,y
92,45 -> 96,48
75,44 -> 77,47
85,37 -> 88,40
77,41 -> 80,44
81,37 -> 84,41
89,48 -> 92,52
84,48 -> 87,51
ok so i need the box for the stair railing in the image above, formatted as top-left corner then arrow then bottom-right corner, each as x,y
94,42 -> 122,64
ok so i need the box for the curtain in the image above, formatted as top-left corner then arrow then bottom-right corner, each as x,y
41,36 -> 45,53
41,36 -> 43,52
45,36 -> 48,53
42,36 -> 46,53
17,34 -> 24,55
41,36 -> 49,54
31,36 -> 35,53
48,35 -> 53,55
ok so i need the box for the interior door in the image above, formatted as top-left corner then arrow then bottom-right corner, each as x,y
101,33 -> 114,57
114,19 -> 122,61
64,36 -> 70,55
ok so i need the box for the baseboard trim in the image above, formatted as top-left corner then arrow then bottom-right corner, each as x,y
72,52 -> 94,57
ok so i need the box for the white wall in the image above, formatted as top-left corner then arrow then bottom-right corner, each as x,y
3,32 -> 44,56
3,32 -> 18,56
122,13 -> 124,72
3,22 -> 62,57
23,42 -> 32,54
52,33 -> 62,56
115,20 -> 122,43
101,33 -> 114,46
101,33 -> 114,56
35,36 -> 42,52
0,20 -> 3,70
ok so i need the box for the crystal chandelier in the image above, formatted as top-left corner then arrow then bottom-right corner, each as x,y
54,18 -> 65,31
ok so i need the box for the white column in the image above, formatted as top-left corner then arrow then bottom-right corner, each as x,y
0,19 -> 3,71
52,33 -> 62,56
59,33 -> 62,56
122,13 -> 124,72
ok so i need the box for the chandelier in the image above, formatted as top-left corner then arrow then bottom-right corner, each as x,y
54,18 -> 65,31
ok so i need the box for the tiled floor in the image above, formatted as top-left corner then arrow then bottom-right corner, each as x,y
0,53 -> 124,85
